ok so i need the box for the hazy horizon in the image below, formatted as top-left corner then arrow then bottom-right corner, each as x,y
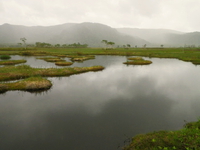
0,22 -> 197,33
1,0 -> 200,32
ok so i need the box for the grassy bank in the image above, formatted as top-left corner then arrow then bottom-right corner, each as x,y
1,47 -> 200,65
123,119 -> 200,150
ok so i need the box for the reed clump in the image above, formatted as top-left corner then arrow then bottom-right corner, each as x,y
124,57 -> 152,65
67,55 -> 95,62
55,61 -> 73,66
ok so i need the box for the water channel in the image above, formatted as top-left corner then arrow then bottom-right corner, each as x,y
1,55 -> 200,150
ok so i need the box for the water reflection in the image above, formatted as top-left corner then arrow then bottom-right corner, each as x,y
1,56 -> 200,150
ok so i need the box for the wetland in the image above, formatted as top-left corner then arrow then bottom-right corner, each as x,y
1,48 -> 200,149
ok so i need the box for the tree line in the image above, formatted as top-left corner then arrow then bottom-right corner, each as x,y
35,42 -> 88,48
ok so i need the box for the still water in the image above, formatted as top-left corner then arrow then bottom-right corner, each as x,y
1,56 -> 200,150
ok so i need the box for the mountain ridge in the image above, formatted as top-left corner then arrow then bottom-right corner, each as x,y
0,22 -> 200,47
0,22 -> 148,47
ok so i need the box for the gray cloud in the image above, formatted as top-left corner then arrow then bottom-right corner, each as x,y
0,0 -> 200,31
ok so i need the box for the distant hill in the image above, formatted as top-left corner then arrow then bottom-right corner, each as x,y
1,22 -> 199,47
117,28 -> 200,47
117,28 -> 184,46
166,32 -> 200,47
0,23 -> 148,47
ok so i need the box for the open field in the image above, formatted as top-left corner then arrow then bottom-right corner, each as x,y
1,47 -> 200,64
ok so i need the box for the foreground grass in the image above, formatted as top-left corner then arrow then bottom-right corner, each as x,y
0,77 -> 52,93
123,120 -> 200,150
0,65 -> 104,81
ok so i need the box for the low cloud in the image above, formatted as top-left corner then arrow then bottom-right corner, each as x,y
0,0 -> 200,31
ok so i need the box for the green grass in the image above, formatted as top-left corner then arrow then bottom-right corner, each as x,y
0,77 -> 52,93
0,65 -> 104,81
67,55 -> 95,62
0,59 -> 26,65
124,57 -> 152,65
1,47 -> 200,65
0,64 -> 104,92
127,57 -> 143,60
55,61 -> 73,66
37,57 -> 65,62
123,119 -> 200,150
0,55 -> 11,60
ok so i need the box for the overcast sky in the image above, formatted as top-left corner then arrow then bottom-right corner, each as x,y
0,0 -> 200,32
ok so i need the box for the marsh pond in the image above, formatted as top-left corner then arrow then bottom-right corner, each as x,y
1,55 -> 200,150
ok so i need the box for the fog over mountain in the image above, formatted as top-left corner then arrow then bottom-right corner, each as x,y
0,22 -> 200,47
117,28 -> 200,47
0,22 -> 148,47
117,28 -> 183,45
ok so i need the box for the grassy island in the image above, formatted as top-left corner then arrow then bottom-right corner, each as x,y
0,59 -> 26,65
0,77 -> 52,93
55,61 -> 73,66
0,65 -> 104,82
0,65 -> 104,92
124,57 -> 152,65
67,55 -> 95,62
37,57 -> 65,62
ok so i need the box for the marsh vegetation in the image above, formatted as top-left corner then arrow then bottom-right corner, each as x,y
123,57 -> 152,65
0,59 -> 26,65
0,55 -> 11,60
123,119 -> 200,150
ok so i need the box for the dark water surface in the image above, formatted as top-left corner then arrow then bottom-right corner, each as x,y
1,56 -> 200,150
